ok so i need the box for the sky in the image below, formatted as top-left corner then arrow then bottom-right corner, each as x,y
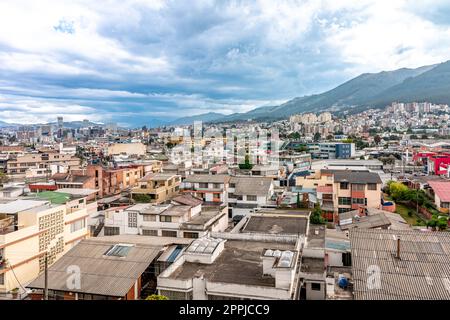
1,0 -> 450,127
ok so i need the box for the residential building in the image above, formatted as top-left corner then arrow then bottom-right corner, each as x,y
428,181 -> 450,213
6,152 -> 80,179
27,235 -> 192,300
131,173 -> 181,204
227,176 -> 275,217
0,191 -> 93,295
156,210 -> 311,300
181,174 -> 230,204
102,195 -> 228,239
350,229 -> 450,300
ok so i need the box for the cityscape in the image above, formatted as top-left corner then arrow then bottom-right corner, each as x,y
1,0 -> 450,310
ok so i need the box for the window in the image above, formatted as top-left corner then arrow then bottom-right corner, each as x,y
0,273 -> 3,285
352,198 -> 367,205
161,230 -> 177,237
247,195 -> 257,201
367,183 -> 377,190
311,283 -> 321,291
128,212 -> 137,228
338,197 -> 351,205
338,208 -> 352,214
70,219 -> 85,233
104,226 -> 120,236
352,184 -> 365,191
184,232 -> 199,239
340,182 -> 349,190
143,215 -> 156,222
213,183 -> 221,189
199,183 -> 208,189
160,216 -> 172,223
230,183 -> 236,188
142,229 -> 158,236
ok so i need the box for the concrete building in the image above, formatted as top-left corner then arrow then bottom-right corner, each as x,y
156,210 -> 313,300
181,174 -> 230,204
107,142 -> 146,157
6,152 -> 81,179
102,196 -> 228,239
227,176 -> 275,217
131,173 -> 181,204
0,191 -> 94,296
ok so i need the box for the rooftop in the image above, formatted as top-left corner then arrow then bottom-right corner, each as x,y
428,181 -> 450,202
243,215 -> 308,235
184,174 -> 230,184
323,170 -> 382,184
167,240 -> 295,287
0,199 -> 49,214
230,176 -> 273,196
27,237 -> 166,297
350,229 -> 450,300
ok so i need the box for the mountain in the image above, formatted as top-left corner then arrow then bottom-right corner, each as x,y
206,61 -> 449,123
169,112 -> 226,125
0,120 -> 20,127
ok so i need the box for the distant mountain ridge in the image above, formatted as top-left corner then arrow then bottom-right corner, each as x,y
172,60 -> 450,125
169,112 -> 227,125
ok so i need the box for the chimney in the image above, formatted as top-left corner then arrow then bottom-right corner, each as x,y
396,236 -> 401,259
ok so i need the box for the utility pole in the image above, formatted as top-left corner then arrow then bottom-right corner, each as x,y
44,252 -> 48,300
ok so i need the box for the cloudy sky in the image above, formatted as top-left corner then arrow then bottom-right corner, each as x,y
1,0 -> 450,127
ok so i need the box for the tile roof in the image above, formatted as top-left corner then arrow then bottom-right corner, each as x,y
428,181 -> 450,202
350,229 -> 450,300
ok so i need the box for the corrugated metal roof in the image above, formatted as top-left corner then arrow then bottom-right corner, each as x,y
27,238 -> 162,297
350,229 -> 450,300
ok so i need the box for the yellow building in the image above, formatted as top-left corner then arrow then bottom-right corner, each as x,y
131,173 -> 181,204
107,142 -> 146,156
0,191 -> 93,296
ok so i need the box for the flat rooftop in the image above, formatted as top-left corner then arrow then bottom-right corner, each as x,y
243,215 -> 308,235
168,240 -> 295,287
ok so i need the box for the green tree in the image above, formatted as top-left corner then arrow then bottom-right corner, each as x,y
0,172 -> 8,185
239,154 -> 253,170
145,294 -> 168,300
133,194 -> 152,203
296,193 -> 301,209
310,202 -> 325,225
313,132 -> 321,142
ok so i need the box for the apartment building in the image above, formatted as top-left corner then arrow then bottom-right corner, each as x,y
6,152 -> 81,179
308,143 -> 355,159
102,195 -> 228,239
296,170 -> 382,219
131,173 -> 181,204
329,170 -> 382,214
181,174 -> 230,204
0,191 -> 93,295
228,176 -> 275,217
87,165 -> 144,197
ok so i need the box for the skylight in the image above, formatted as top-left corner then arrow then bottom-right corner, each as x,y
104,244 -> 133,257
